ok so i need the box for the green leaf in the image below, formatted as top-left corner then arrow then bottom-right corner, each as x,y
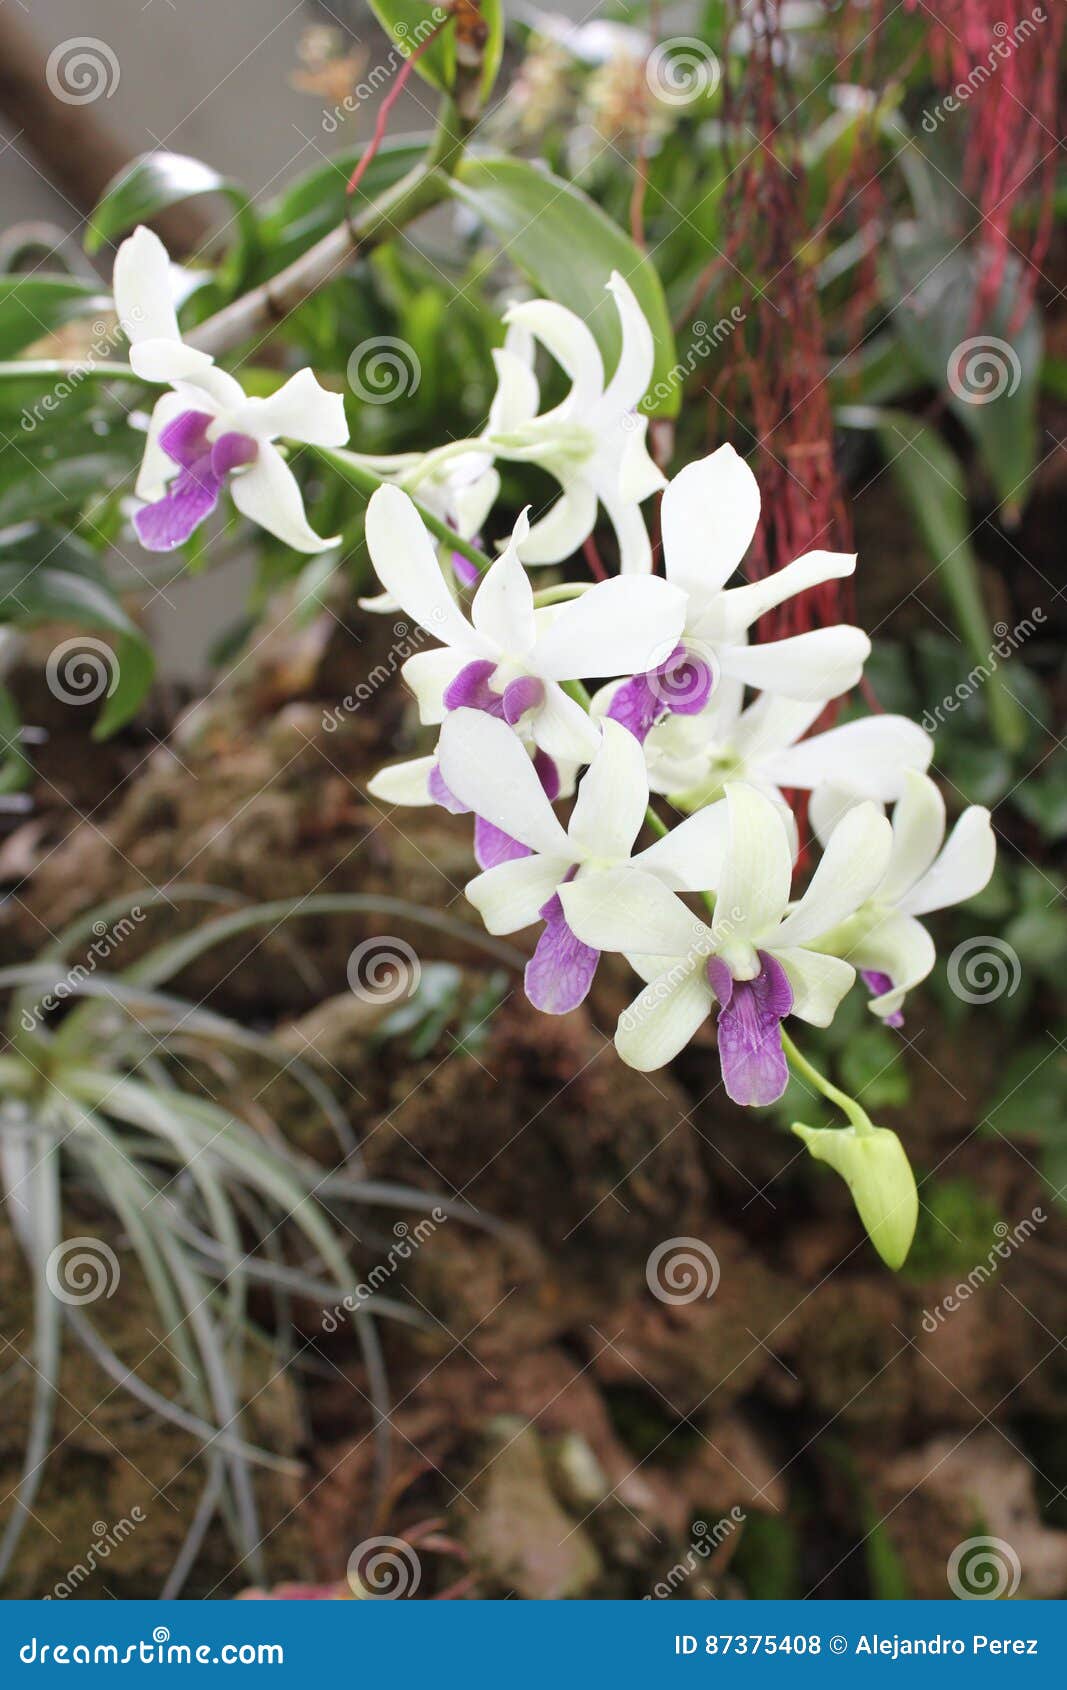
0,562 -> 153,735
450,156 -> 680,417
86,152 -> 257,282
0,276 -> 112,361
260,139 -> 427,268
837,405 -> 1026,752
367,1 -> 455,93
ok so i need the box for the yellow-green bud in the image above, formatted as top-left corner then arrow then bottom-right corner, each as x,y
791,1122 -> 918,1271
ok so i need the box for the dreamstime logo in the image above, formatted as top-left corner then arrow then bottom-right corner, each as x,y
920,609 -> 1045,733
45,1237 -> 120,1305
646,1237 -> 720,1304
947,936 -> 1021,1005
347,337 -> 421,404
644,1508 -> 746,1599
627,308 -> 746,421
21,311 -> 141,434
44,1510 -> 146,1599
347,1535 -> 422,1599
947,1535 -> 1021,1599
321,620 -> 438,729
322,1208 -> 447,1332
921,7 -> 1047,133
646,37 -> 721,105
347,936 -> 421,1004
46,637 -> 119,707
19,907 -> 147,1033
46,38 -> 120,105
946,336 -> 1022,405
921,1206 -> 1045,1332
322,8 -> 447,133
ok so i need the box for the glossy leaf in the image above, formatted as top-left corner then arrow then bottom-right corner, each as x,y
837,405 -> 1026,752
0,276 -> 112,361
85,152 -> 257,281
450,156 -> 679,416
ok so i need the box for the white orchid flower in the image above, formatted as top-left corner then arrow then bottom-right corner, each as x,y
811,769 -> 996,1024
114,225 -> 347,552
562,782 -> 892,1098
484,271 -> 665,573
351,445 -> 500,613
618,680 -> 933,815
436,708 -> 730,1014
365,484 -> 685,766
601,445 -> 871,739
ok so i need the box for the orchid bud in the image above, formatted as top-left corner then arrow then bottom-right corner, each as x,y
791,1122 -> 918,1270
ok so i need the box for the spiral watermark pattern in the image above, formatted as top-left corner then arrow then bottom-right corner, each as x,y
947,936 -> 1021,1005
947,1535 -> 1021,1599
646,1237 -> 720,1305
347,936 -> 421,1004
646,38 -> 721,106
45,1237 -> 121,1305
946,336 -> 1022,405
646,643 -> 716,715
347,1535 -> 422,1599
45,636 -> 119,708
45,38 -> 120,105
347,336 -> 421,404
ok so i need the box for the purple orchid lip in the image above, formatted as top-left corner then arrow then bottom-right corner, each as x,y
861,969 -> 904,1029
607,643 -> 715,743
525,885 -> 599,1014
707,950 -> 793,1106
134,409 -> 259,553
429,743 -> 561,872
443,659 -> 507,717
451,551 -> 481,589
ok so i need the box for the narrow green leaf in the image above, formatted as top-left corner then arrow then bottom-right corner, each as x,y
837,405 -> 1026,751
0,276 -> 112,361
86,152 -> 258,282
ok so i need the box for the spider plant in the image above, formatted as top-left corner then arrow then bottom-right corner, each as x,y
0,889 -> 519,1595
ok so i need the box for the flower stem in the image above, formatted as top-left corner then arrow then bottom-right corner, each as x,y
780,1029 -> 875,1135
317,447 -> 492,575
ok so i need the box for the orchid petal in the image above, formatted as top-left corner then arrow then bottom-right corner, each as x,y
634,799 -> 730,891
601,271 -> 656,414
718,625 -> 870,701
899,804 -> 996,917
615,960 -> 713,1071
366,756 -> 435,806
366,485 -> 485,653
876,769 -> 945,904
531,575 -> 685,681
596,478 -> 655,575
518,481 -> 598,566
230,368 -> 348,447
660,445 -> 761,599
113,226 -> 183,347
776,947 -> 855,1027
504,299 -> 605,414
561,868 -> 712,958
470,511 -> 536,651
713,783 -> 794,945
228,441 -> 336,553
846,909 -> 937,1018
774,800 -> 892,948
437,709 -> 570,857
532,682 -> 602,764
465,854 -> 569,934
717,550 -> 856,640
525,893 -> 600,1013
568,718 -> 649,860
134,391 -> 188,501
764,715 -> 933,801
400,648 -> 467,724
488,339 -> 540,434
617,414 -> 668,503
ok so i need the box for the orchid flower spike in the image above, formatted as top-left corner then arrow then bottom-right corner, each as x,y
811,769 -> 996,1025
563,782 -> 893,1100
485,271 -> 665,573
365,484 -> 685,766
625,681 -> 933,815
602,446 -> 870,738
114,226 -> 348,552
436,708 -> 730,1015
